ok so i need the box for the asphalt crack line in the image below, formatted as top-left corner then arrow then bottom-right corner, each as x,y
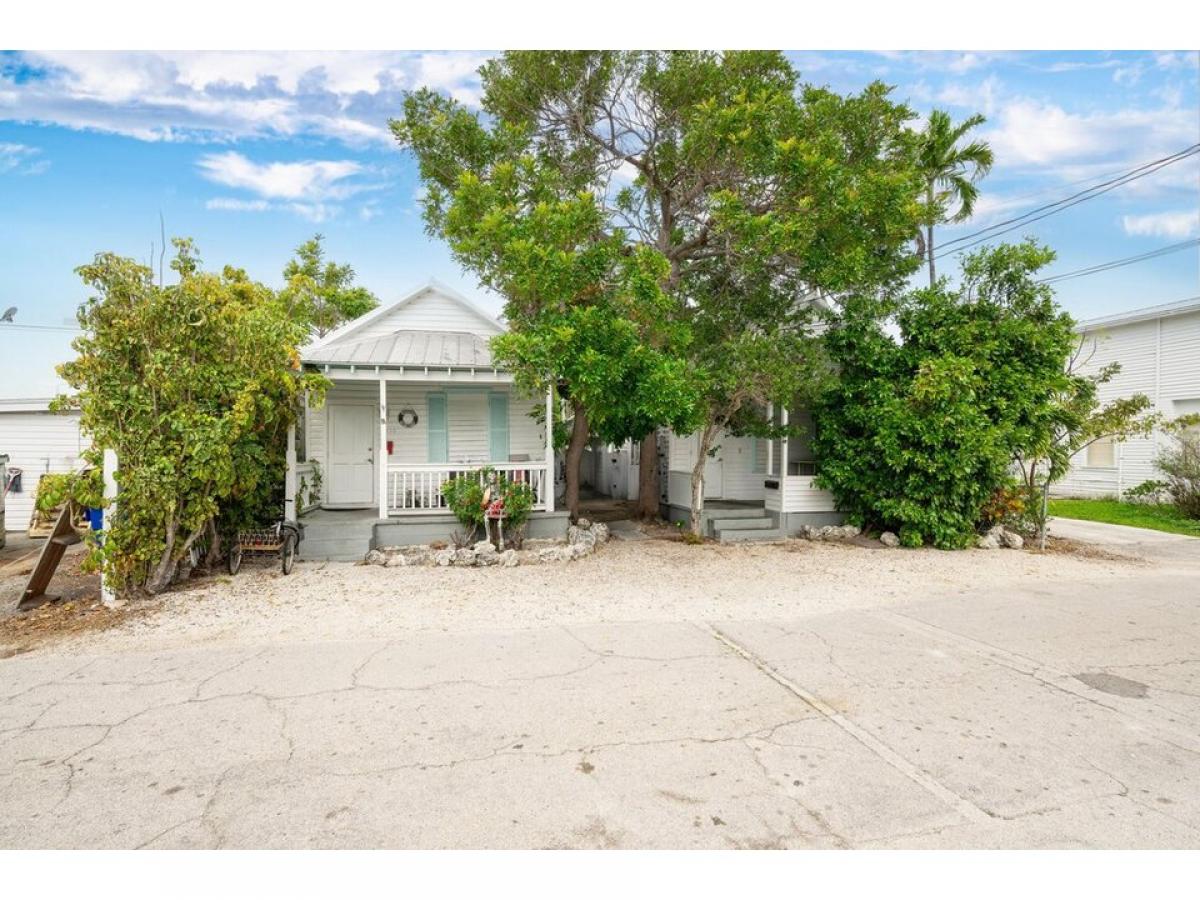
704,622 -> 992,825
873,609 -> 1200,755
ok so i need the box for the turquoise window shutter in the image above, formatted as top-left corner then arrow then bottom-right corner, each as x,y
427,393 -> 448,462
489,393 -> 510,461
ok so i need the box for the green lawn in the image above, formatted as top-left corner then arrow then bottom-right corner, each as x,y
1049,498 -> 1200,538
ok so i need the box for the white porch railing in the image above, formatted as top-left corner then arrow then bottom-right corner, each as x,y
386,462 -> 549,515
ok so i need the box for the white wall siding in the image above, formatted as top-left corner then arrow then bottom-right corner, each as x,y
353,289 -> 502,343
665,429 -> 764,503
307,380 -> 545,507
1,411 -> 87,531
1056,309 -> 1200,499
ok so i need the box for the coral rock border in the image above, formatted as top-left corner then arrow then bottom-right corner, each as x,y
364,519 -> 611,568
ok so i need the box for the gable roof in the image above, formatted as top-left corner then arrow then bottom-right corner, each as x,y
303,278 -> 503,359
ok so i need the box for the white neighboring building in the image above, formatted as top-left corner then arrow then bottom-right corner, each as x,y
0,398 -> 88,532
1054,297 -> 1200,499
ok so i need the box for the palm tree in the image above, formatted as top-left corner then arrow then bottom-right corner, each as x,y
917,110 -> 994,285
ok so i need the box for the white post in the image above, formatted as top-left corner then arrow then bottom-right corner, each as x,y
780,406 -> 790,479
101,448 -> 118,608
284,422 -> 297,524
378,376 -> 388,519
544,384 -> 555,513
766,402 -> 774,476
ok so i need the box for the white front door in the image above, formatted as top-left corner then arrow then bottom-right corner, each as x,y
327,404 -> 375,506
703,436 -> 724,499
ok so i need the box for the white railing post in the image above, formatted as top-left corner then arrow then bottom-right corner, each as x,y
544,384 -> 555,513
766,402 -> 774,476
378,376 -> 388,519
284,421 -> 297,524
780,405 -> 789,480
101,448 -> 119,608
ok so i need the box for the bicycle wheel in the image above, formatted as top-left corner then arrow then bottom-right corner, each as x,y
228,543 -> 243,575
281,533 -> 296,575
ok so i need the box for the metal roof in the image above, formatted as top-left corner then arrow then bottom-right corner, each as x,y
303,329 -> 496,369
1078,295 -> 1200,332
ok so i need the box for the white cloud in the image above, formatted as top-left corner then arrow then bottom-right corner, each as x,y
0,51 -> 493,147
1121,210 -> 1200,239
197,150 -> 385,222
935,75 -> 1001,116
205,197 -> 270,213
983,98 -> 1197,169
205,196 -> 339,223
197,151 -> 363,200
0,142 -> 49,175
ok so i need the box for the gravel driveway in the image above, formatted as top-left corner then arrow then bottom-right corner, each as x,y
2,530 -> 1198,848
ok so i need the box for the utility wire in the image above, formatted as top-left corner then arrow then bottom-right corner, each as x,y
934,143 -> 1200,260
0,323 -> 81,333
1037,238 -> 1200,285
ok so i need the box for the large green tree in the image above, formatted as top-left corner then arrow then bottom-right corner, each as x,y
471,52 -> 925,520
916,109 -> 994,284
397,51 -> 927,528
281,233 -> 379,337
56,240 -> 327,595
814,241 -> 1077,548
394,99 -> 698,518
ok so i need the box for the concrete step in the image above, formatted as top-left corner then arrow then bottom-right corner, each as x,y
715,525 -> 783,542
702,507 -> 768,521
710,516 -> 777,532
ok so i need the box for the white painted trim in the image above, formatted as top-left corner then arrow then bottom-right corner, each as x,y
312,367 -> 515,385
303,278 -> 504,356
378,376 -> 388,520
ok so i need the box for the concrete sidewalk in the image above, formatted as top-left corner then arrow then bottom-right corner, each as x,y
3,564 -> 1199,848
1051,516 -> 1200,563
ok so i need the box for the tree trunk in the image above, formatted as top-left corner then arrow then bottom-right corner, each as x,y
689,423 -> 719,537
145,515 -> 180,595
563,400 -> 589,521
926,221 -> 936,286
634,430 -> 660,520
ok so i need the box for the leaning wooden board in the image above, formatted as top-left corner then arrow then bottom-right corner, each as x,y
20,502 -> 82,608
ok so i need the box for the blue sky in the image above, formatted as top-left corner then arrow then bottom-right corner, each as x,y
1,49 -> 1198,397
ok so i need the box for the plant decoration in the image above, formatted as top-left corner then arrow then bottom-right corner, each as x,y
441,466 -> 535,547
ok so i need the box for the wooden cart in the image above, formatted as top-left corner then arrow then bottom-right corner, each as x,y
228,521 -> 303,575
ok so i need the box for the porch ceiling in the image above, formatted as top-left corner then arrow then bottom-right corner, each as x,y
304,329 -> 494,369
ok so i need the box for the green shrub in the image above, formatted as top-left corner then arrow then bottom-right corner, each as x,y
1126,479 -> 1168,504
1157,429 -> 1200,519
441,467 -> 536,541
813,242 -> 1077,549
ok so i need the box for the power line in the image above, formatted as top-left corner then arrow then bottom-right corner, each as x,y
1037,238 -> 1200,285
934,143 -> 1200,259
0,323 -> 81,333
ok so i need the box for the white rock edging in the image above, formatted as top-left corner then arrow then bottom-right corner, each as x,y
363,520 -> 611,568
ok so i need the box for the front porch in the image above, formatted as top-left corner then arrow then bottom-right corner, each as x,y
295,506 -> 571,561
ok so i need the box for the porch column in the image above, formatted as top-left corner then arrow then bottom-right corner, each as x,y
780,406 -> 790,479
766,403 -> 774,476
378,376 -> 388,519
544,384 -> 555,513
284,422 -> 297,524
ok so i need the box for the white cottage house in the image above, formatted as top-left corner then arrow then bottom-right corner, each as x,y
1054,296 -> 1200,499
292,280 -> 566,559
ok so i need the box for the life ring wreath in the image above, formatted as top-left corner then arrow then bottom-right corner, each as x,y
397,408 -> 419,428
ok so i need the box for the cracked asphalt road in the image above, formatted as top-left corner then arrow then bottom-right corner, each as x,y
2,533 -> 1199,848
